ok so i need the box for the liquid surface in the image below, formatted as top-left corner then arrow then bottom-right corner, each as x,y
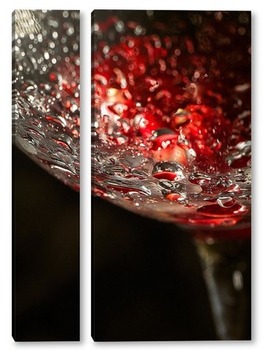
92,11 -> 251,231
13,10 -> 80,190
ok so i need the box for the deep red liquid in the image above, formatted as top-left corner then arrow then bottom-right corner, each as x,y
92,13 -> 251,236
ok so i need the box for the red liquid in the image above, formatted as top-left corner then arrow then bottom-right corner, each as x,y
92,12 -> 251,235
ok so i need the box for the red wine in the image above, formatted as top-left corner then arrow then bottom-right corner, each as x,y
92,11 -> 251,233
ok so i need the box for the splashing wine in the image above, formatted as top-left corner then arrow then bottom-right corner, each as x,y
92,11 -> 251,340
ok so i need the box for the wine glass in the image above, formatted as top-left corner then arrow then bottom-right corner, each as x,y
13,10 -> 80,191
92,10 -> 251,340
12,10 -> 80,340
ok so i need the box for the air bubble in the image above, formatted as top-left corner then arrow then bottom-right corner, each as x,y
63,11 -> 69,18
67,27 -> 74,36
44,52 -> 50,60
239,12 -> 249,24
134,25 -> 143,35
37,34 -> 43,42
115,21 -> 124,32
152,161 -> 186,180
217,196 -> 236,208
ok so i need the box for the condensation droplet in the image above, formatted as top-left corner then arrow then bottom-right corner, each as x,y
16,136 -> 37,155
44,52 -> 50,60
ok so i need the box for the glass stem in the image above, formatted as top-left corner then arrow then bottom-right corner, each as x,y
194,238 -> 251,340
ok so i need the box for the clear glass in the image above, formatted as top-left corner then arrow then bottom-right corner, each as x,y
194,232 -> 251,340
13,10 -> 80,191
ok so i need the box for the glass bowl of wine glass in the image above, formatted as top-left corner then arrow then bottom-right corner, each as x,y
13,10 -> 80,191
91,10 -> 251,340
92,10 -> 251,232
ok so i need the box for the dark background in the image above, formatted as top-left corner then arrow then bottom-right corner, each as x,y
92,196 -> 217,341
12,146 -> 79,341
